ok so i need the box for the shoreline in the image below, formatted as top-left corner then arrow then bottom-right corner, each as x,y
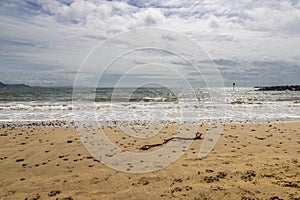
0,121 -> 299,199
1,118 -> 300,127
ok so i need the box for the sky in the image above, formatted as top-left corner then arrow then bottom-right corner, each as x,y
0,0 -> 300,87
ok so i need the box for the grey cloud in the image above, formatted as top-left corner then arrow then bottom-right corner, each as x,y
0,38 -> 47,49
216,59 -> 300,86
0,0 -> 299,86
0,59 -> 61,72
213,59 -> 239,67
161,34 -> 177,41
170,60 -> 190,67
83,34 -> 107,41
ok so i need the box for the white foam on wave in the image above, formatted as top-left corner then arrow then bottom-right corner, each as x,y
0,100 -> 299,124
1,88 -> 300,124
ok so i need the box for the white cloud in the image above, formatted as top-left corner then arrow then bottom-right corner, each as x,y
134,8 -> 165,26
0,0 -> 299,86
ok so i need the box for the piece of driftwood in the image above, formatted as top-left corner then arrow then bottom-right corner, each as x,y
139,133 -> 202,151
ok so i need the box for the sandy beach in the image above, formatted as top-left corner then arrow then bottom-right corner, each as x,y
0,121 -> 299,200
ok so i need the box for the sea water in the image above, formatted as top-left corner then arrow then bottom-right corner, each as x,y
0,87 -> 299,124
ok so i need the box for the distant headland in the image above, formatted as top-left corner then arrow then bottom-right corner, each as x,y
0,81 -> 31,88
255,85 -> 300,91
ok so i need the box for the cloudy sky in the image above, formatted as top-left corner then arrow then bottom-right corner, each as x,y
0,0 -> 300,87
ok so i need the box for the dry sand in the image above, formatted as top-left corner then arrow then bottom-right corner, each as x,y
0,122 -> 299,200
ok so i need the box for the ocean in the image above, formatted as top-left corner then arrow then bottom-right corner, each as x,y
0,87 -> 299,125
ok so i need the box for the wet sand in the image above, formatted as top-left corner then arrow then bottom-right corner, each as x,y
0,122 -> 299,199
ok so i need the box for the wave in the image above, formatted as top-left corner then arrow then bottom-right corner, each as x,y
0,104 -> 72,111
95,97 -> 178,102
276,97 -> 300,102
